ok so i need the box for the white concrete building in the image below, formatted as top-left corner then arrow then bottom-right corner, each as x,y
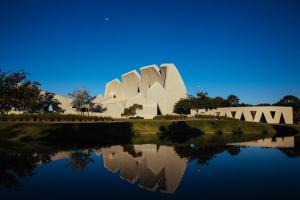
55,63 -> 187,119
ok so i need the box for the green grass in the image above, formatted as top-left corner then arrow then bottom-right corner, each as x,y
131,119 -> 276,135
0,119 -> 299,144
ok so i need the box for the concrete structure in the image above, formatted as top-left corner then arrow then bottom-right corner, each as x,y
54,63 -> 187,119
96,63 -> 187,118
191,106 -> 293,124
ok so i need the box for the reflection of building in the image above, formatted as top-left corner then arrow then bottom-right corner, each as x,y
191,106 -> 293,124
45,145 -> 187,194
50,151 -> 72,161
102,145 -> 188,193
229,136 -> 295,148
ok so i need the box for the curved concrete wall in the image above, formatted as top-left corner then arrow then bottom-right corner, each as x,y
99,63 -> 187,118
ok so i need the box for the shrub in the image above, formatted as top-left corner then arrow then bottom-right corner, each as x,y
153,114 -> 188,120
0,114 -> 113,122
193,114 -> 236,120
194,114 -> 216,119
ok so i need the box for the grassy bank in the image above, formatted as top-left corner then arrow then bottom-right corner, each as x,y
1,119 -> 300,144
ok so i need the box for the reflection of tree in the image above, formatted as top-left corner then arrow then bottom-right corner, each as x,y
279,135 -> 300,158
123,145 -> 142,158
175,145 -> 241,166
0,151 -> 43,188
226,146 -> 241,156
158,122 -> 204,143
67,150 -> 94,171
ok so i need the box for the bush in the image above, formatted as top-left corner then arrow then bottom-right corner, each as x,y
153,114 -> 188,120
194,114 -> 236,120
194,114 -> 216,119
0,114 -> 113,122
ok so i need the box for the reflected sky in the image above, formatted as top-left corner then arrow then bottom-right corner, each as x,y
1,138 -> 300,199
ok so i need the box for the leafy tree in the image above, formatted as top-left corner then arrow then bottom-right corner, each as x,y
174,91 -> 217,114
212,96 -> 228,108
17,81 -> 41,113
36,92 -> 64,113
275,95 -> 300,123
0,70 -> 45,114
90,103 -> 107,113
69,89 -> 93,115
173,97 -> 193,114
0,71 -> 26,114
192,92 -> 215,112
276,95 -> 299,105
121,104 -> 143,118
226,95 -> 240,107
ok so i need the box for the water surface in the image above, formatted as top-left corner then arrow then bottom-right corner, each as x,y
1,137 -> 300,199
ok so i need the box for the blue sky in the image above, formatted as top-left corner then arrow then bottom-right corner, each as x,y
0,0 -> 299,104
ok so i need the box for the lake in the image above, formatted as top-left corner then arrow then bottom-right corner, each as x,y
0,136 -> 300,199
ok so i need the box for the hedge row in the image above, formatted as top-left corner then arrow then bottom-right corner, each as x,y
0,114 -> 113,122
153,115 -> 188,120
194,114 -> 236,120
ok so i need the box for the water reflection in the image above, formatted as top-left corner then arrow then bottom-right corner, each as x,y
0,136 -> 300,195
229,136 -> 295,148
102,145 -> 187,193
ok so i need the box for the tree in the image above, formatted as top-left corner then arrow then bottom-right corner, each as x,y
121,104 -> 143,118
0,70 -> 44,114
69,89 -> 93,115
275,95 -> 300,124
192,92 -> 215,112
90,103 -> 106,113
226,95 -> 240,107
173,98 -> 193,114
36,92 -> 64,113
276,95 -> 299,105
212,96 -> 228,108
0,71 -> 26,114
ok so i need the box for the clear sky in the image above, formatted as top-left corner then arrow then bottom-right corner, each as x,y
0,0 -> 299,104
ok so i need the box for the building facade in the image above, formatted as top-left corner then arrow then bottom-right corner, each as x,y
191,106 -> 293,124
89,63 -> 187,119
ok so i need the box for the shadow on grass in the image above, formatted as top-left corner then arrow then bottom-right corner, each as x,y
38,122 -> 135,146
157,121 -> 204,143
272,125 -> 299,137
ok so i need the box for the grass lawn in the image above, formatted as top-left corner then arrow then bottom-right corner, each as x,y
0,119 -> 299,144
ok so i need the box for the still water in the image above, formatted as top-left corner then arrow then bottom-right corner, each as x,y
1,136 -> 300,199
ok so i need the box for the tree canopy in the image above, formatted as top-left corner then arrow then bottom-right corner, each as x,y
0,70 -> 63,114
121,104 -> 143,118
226,95 -> 240,107
275,95 -> 300,123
